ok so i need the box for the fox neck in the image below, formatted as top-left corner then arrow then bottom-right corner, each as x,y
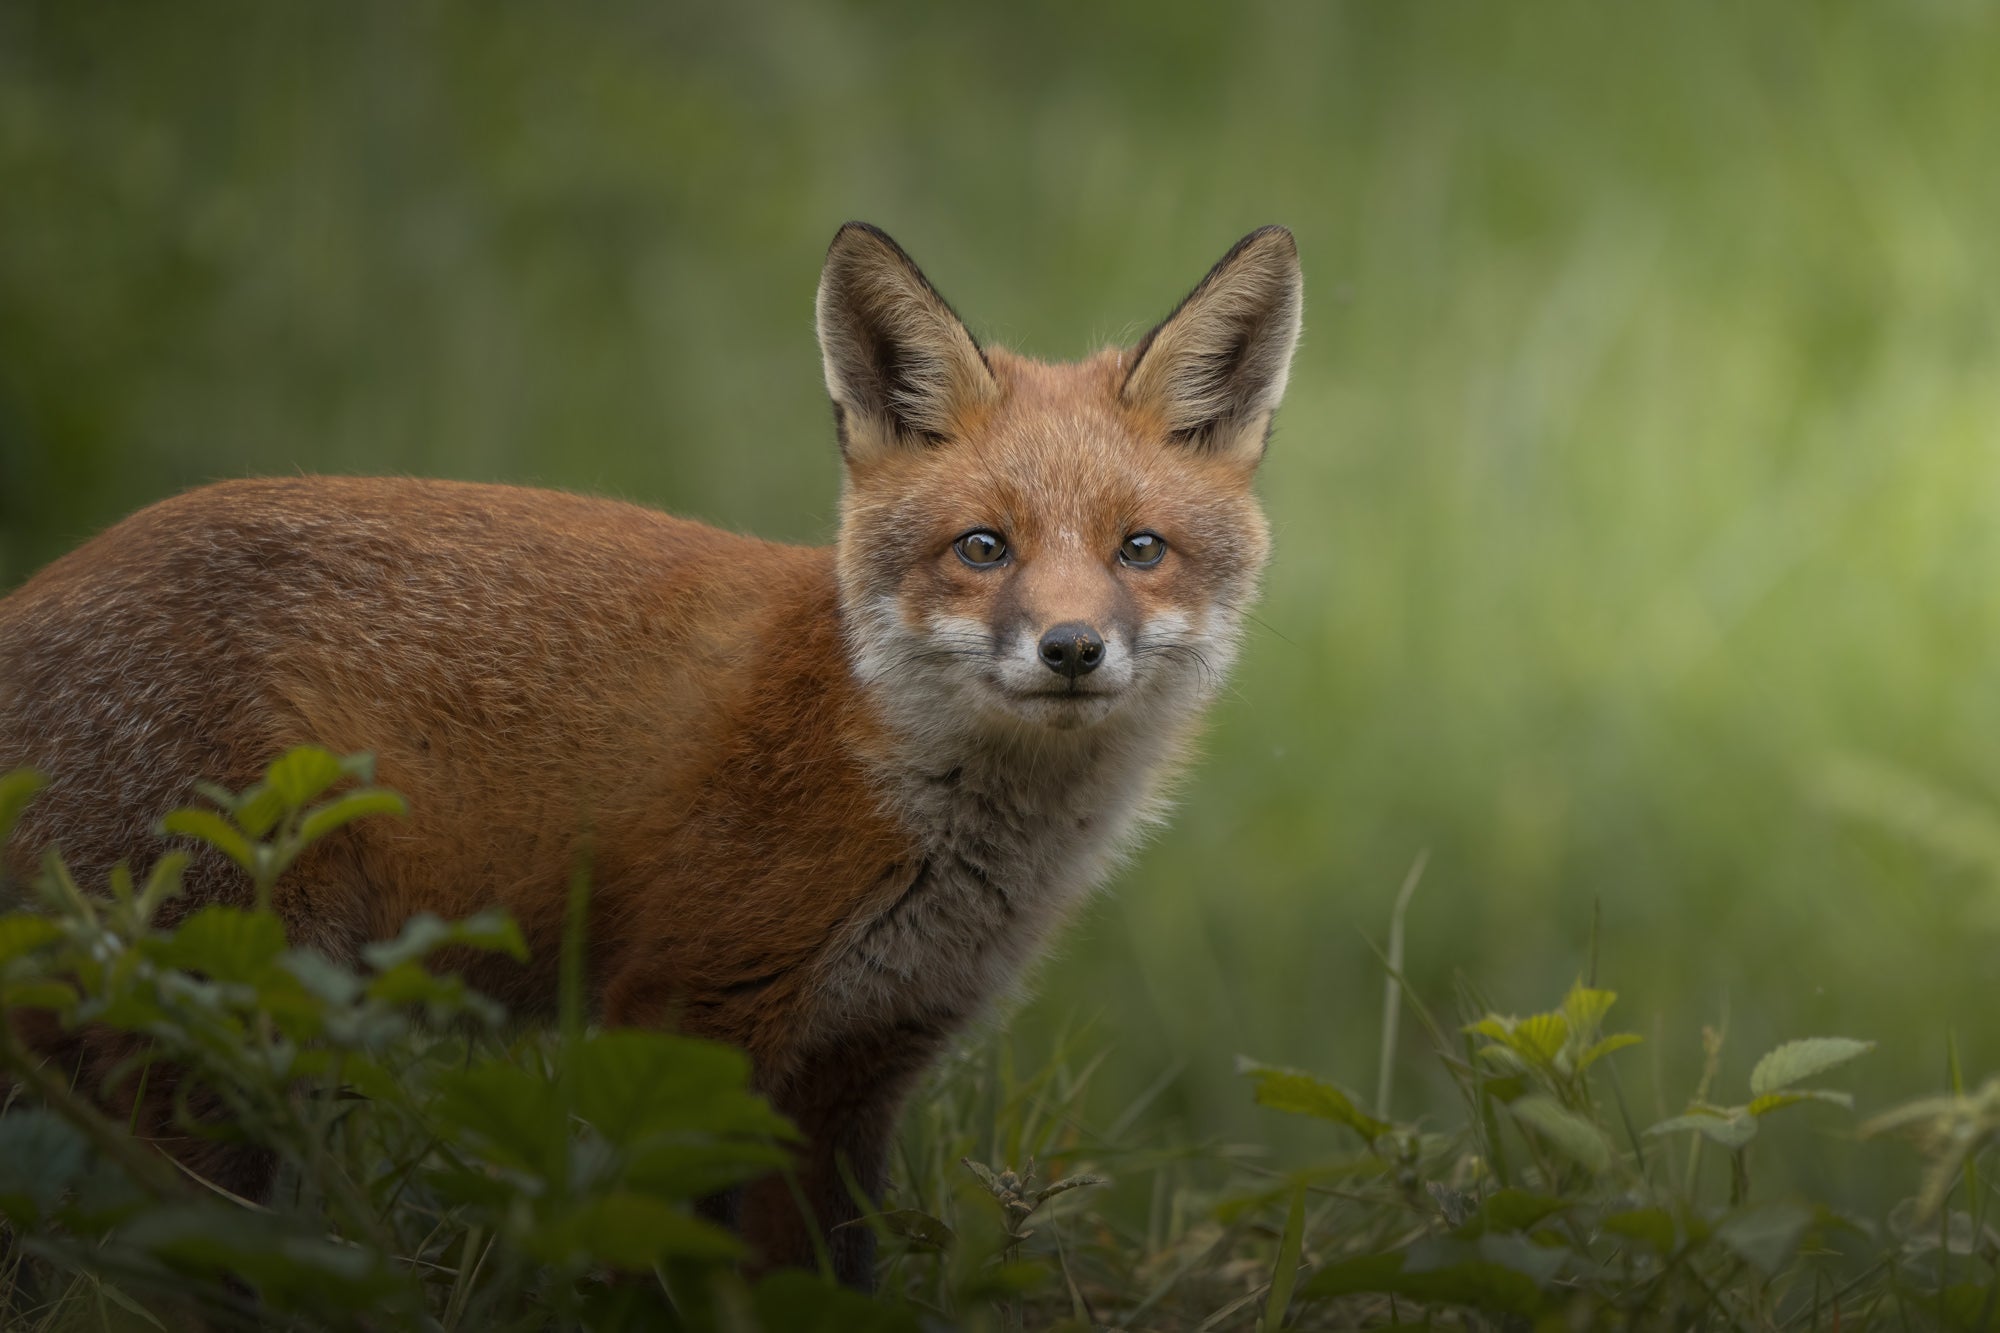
821,593 -> 1208,1033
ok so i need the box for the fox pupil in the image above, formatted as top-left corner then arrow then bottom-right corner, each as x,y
1120,532 -> 1166,566
954,531 -> 1007,566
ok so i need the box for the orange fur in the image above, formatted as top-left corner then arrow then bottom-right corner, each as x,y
0,223 -> 1303,1286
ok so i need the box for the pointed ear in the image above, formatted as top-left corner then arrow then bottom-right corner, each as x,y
815,222 -> 998,460
1122,226 -> 1302,462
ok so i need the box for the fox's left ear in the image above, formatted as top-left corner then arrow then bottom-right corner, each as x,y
816,222 -> 999,462
1122,226 -> 1302,464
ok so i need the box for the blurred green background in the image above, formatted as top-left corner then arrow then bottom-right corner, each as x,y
4,1 -> 1998,1206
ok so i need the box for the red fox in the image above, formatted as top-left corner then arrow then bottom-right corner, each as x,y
0,222 -> 1302,1285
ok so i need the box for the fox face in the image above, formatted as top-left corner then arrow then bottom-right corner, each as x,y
819,225 -> 1302,740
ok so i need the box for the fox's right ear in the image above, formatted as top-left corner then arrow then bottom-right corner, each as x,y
816,223 -> 998,461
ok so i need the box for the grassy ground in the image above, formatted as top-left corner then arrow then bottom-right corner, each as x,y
5,2 -> 2000,1319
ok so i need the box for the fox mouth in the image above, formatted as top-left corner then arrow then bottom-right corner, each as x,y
1004,684 -> 1114,702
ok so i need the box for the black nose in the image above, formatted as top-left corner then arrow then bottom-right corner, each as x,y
1037,622 -> 1105,680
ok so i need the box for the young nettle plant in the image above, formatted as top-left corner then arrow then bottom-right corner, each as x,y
1464,979 -> 1644,1181
0,748 -> 866,1332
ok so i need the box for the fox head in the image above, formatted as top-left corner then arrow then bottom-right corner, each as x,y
818,223 -> 1301,742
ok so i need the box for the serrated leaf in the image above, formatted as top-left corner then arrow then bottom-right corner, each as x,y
1748,1088 -> 1854,1116
570,1029 -> 793,1145
530,1192 -> 743,1268
157,809 -> 254,873
430,1063 -> 568,1178
1749,1037 -> 1874,1097
1237,1058 -> 1391,1141
148,906 -> 287,983
1576,1032 -> 1643,1072
1465,1016 -> 1514,1042
265,746 -> 347,808
1508,1093 -> 1612,1174
299,789 -> 407,845
1513,1013 -> 1570,1067
0,912 -> 61,963
1560,982 -> 1617,1036
1648,1107 -> 1759,1149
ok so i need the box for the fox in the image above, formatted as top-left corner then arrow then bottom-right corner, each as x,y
0,222 -> 1302,1286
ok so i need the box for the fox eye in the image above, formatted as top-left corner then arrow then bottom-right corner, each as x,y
1119,531 -> 1167,567
953,530 -> 1009,568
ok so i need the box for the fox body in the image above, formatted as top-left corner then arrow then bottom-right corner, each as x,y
0,223 -> 1302,1284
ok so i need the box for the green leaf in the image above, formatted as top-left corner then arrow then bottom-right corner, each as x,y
231,784 -> 288,840
530,1192 -> 743,1268
0,1109 -> 90,1223
157,809 -> 254,873
361,909 -> 528,971
0,768 -> 48,845
0,911 -> 60,963
1508,1093 -> 1612,1174
147,906 -> 287,983
430,1063 -> 569,1179
1576,1032 -> 1643,1072
1560,981 -> 1617,1036
873,1207 -> 956,1254
264,746 -> 347,808
624,1139 -> 792,1199
1715,1201 -> 1814,1272
1748,1037 -> 1874,1097
1264,1180 -> 1306,1332
299,788 -> 407,845
571,1029 -> 794,1143
121,1203 -> 415,1314
135,852 -> 189,922
1648,1107 -> 1759,1149
1467,1189 -> 1567,1235
95,1284 -> 169,1333
1475,1043 -> 1531,1076
1512,1013 -> 1570,1067
1601,1206 -> 1680,1254
1747,1088 -> 1854,1116
752,1271 -> 924,1333
1301,1235 -> 1559,1313
2,978 -> 78,1012
1237,1057 -> 1391,1141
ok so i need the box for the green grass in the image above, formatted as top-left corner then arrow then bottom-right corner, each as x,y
5,1 -> 2000,1323
3,751 -> 1995,1328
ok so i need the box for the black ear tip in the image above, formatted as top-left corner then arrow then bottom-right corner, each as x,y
1241,224 -> 1298,256
826,220 -> 904,261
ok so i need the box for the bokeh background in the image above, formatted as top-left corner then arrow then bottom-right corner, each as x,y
5,2 -> 1998,1208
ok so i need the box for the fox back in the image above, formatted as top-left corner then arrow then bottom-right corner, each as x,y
0,222 -> 1303,1284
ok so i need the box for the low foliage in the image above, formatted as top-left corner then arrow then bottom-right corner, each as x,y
1,752 -> 1995,1329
